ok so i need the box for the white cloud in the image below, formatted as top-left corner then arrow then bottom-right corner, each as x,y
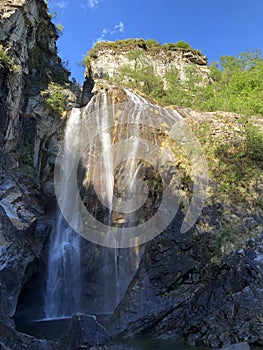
95,21 -> 125,43
114,22 -> 124,33
87,0 -> 103,9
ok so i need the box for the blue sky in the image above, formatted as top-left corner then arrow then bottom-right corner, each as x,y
48,0 -> 263,83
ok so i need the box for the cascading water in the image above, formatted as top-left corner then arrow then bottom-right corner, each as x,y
44,109 -> 83,319
44,87 -> 187,318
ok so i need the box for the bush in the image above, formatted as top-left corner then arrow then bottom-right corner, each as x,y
159,49 -> 263,116
0,44 -> 19,72
245,122 -> 263,161
41,82 -> 67,117
173,40 -> 192,50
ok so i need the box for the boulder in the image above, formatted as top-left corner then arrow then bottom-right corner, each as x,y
60,314 -> 109,350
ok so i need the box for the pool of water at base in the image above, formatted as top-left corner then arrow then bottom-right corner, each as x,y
16,317 -> 209,349
17,318 -> 260,350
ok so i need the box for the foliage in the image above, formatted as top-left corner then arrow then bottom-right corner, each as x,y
190,116 -> 263,204
159,49 -> 263,116
162,66 -> 205,107
245,121 -> 263,161
0,44 -> 19,72
41,82 -> 67,117
79,55 -> 91,69
119,50 -> 164,98
167,40 -> 192,50
202,50 -> 263,115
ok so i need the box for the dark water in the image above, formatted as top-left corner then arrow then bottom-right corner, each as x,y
16,318 -> 209,349
16,319 -> 261,349
115,336 -> 209,350
16,318 -> 262,350
15,318 -> 72,341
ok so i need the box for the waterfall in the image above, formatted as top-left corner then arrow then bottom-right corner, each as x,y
44,87 -> 206,318
44,109 -> 82,319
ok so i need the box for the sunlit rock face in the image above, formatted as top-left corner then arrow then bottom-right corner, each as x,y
85,40 -> 211,89
43,86 -> 183,316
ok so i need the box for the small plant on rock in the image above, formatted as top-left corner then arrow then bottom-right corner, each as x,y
0,44 -> 19,72
41,82 -> 67,118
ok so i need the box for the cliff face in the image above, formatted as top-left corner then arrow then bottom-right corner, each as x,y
0,1 -> 73,346
0,0 -> 69,153
84,40 -> 211,95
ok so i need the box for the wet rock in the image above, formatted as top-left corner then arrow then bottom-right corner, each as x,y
60,314 -> 109,350
0,237 -> 37,317
0,179 -> 46,318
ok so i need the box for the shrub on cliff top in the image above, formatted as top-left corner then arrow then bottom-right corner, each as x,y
87,38 -> 198,59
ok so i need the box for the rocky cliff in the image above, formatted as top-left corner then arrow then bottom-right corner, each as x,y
82,39 -> 212,103
0,0 -> 77,348
1,0 -> 67,150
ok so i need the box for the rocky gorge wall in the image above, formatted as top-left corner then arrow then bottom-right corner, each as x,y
1,0 -> 65,150
0,1 -> 262,349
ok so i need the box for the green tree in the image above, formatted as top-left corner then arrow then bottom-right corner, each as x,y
203,50 -> 263,115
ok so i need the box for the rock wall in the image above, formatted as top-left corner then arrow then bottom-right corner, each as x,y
0,0 -> 77,347
85,40 -> 211,92
107,224 -> 263,348
0,0 -> 69,152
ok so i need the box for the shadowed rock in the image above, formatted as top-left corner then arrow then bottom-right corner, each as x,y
60,314 -> 109,350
